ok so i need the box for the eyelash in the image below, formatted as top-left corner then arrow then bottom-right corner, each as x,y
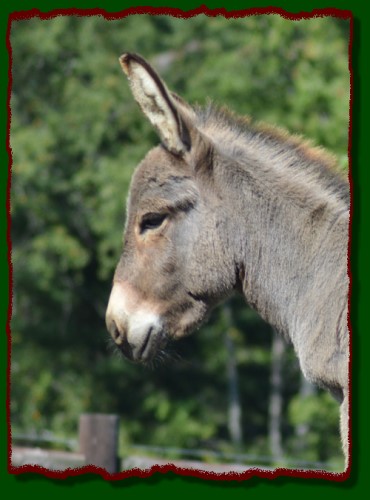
140,213 -> 167,234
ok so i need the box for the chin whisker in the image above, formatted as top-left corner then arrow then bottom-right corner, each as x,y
105,335 -> 116,352
143,339 -> 182,369
105,336 -> 126,360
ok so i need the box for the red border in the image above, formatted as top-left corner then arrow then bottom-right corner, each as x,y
6,4 -> 353,483
347,9 -> 354,487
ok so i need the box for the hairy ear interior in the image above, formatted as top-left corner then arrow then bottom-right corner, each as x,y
119,53 -> 191,155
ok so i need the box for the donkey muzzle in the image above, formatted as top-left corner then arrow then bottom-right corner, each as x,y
105,281 -> 164,362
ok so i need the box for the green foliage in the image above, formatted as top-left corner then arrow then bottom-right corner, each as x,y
288,391 -> 342,466
10,13 -> 349,467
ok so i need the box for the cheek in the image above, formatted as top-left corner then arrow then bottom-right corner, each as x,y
174,217 -> 233,299
172,214 -> 200,260
141,236 -> 174,270
133,236 -> 180,296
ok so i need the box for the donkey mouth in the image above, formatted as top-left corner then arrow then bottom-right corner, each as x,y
137,326 -> 154,360
124,325 -> 168,364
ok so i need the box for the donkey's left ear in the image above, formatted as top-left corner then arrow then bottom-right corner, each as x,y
119,53 -> 192,156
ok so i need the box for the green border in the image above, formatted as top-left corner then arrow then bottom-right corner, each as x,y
2,0 -> 368,497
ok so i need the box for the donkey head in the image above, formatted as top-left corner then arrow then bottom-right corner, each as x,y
105,54 -> 237,363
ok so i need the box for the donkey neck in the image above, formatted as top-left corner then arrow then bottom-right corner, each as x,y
206,117 -> 349,343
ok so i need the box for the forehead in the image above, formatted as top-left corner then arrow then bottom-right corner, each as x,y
128,146 -> 192,205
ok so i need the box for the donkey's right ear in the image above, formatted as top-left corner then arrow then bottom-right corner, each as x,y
119,53 -> 192,156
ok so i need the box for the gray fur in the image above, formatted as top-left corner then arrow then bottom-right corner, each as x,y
106,53 -> 350,469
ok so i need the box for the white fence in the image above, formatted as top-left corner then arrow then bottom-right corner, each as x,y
11,413 -> 338,473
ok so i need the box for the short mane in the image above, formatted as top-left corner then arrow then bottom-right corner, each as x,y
195,104 -> 349,211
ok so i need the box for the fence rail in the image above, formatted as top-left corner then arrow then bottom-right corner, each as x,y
11,446 -> 262,473
12,446 -> 86,470
11,413 -> 340,473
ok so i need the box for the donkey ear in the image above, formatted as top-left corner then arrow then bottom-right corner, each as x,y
119,53 -> 191,156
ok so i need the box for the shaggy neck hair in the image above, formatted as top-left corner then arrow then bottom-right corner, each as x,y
195,103 -> 349,215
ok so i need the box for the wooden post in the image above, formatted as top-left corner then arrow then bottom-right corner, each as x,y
79,413 -> 120,473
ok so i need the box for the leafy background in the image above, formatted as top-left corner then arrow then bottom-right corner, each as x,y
10,13 -> 350,471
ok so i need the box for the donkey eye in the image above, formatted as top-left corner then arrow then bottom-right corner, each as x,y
140,213 -> 167,233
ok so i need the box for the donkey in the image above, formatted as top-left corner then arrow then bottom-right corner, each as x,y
105,53 -> 350,469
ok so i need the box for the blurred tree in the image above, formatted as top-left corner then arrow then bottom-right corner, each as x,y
10,13 -> 349,469
268,331 -> 285,462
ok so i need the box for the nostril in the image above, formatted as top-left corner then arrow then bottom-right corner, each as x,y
108,320 -> 133,361
110,320 -> 123,344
